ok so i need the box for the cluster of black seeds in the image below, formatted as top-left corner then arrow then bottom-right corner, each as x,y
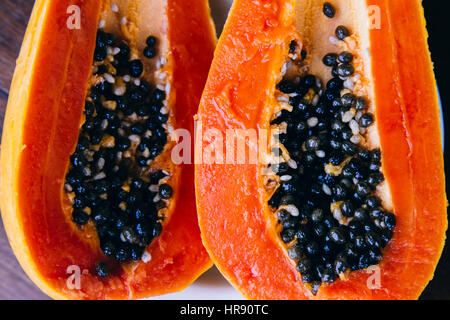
65,30 -> 173,274
268,10 -> 396,294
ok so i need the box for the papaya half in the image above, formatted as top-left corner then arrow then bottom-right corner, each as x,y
196,0 -> 447,299
0,0 -> 216,299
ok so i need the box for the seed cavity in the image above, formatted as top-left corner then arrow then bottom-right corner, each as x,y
65,28 -> 173,273
266,9 -> 396,294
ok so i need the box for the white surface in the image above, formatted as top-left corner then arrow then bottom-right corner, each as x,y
151,0 -> 240,300
150,267 -> 244,300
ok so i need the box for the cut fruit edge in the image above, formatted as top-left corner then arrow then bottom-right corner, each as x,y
0,0 -> 216,299
195,0 -> 447,300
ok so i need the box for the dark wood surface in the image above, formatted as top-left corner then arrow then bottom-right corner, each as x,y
0,0 -> 448,300
0,0 -> 49,300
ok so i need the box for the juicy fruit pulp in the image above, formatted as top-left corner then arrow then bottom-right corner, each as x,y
195,0 -> 446,300
0,0 -> 216,299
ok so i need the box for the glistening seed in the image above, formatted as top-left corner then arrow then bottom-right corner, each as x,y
323,2 -> 336,18
335,26 -> 350,40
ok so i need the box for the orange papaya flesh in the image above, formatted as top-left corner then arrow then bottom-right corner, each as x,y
196,0 -> 447,299
0,0 -> 216,299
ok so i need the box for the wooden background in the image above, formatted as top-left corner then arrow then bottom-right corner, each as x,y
0,0 -> 448,300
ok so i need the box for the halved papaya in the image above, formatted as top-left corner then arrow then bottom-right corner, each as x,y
196,0 -> 447,299
0,0 -> 216,299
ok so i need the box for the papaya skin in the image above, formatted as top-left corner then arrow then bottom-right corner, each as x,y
0,0 -> 216,300
195,0 -> 447,300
